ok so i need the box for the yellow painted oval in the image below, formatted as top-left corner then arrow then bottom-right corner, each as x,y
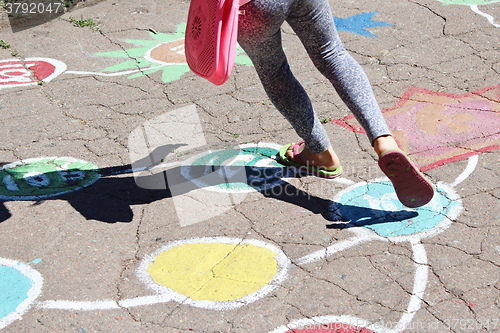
146,242 -> 278,302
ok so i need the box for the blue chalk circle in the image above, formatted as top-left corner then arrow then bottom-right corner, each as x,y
335,180 -> 462,241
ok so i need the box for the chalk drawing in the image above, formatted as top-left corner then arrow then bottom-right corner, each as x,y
78,23 -> 252,82
0,157 -> 100,200
0,258 -> 43,329
335,85 -> 500,171
0,103 -> 475,331
34,156 -> 471,330
274,156 -> 474,333
469,4 -> 500,27
0,57 -> 66,90
436,0 -> 500,27
0,145 -> 473,331
334,11 -> 392,38
0,4 -> 490,328
180,143 -> 290,193
290,180 -> 461,331
0,151 -> 475,332
146,242 -> 278,302
333,180 -> 461,241
39,237 -> 290,311
0,100 -> 478,332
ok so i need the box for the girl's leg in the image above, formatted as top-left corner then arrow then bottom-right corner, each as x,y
237,0 -> 332,156
238,0 -> 433,206
286,0 -> 392,145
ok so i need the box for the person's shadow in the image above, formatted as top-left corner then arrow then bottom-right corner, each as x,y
0,144 -> 418,227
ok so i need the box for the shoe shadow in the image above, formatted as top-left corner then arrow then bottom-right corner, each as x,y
258,182 -> 418,229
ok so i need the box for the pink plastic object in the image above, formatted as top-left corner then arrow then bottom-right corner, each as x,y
185,0 -> 239,85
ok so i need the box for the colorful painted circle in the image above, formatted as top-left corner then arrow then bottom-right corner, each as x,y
0,157 -> 100,200
180,143 -> 290,193
0,258 -> 43,329
334,180 -> 462,240
139,237 -> 290,310
147,241 -> 279,302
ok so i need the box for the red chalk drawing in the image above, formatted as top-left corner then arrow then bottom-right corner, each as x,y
334,85 -> 500,171
0,57 -> 66,90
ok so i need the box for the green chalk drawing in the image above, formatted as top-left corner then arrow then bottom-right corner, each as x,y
95,23 -> 252,83
0,157 -> 100,200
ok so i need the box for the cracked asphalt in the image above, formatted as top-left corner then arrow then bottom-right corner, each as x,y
0,0 -> 499,332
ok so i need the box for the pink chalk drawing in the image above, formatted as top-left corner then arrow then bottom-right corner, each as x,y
0,58 -> 66,90
334,85 -> 500,171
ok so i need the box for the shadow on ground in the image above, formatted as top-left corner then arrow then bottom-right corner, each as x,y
0,144 -> 417,226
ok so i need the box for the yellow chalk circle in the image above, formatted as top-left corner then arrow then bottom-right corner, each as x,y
146,240 -> 281,302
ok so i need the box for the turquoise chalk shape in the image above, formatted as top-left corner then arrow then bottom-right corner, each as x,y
182,145 -> 289,193
336,181 -> 461,239
0,265 -> 32,319
0,258 -> 43,329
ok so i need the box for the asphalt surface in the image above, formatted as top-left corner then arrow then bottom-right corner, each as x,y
0,0 -> 499,332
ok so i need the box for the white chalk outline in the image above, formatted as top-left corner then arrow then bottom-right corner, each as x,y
470,4 -> 500,27
40,237 -> 291,312
272,241 -> 429,333
450,154 -> 478,187
295,227 -> 386,266
435,0 -> 500,28
0,258 -> 43,329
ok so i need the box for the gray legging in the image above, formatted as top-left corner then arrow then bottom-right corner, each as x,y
237,0 -> 391,153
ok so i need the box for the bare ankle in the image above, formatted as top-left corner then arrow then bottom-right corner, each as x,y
287,142 -> 340,170
311,146 -> 341,169
374,135 -> 399,156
